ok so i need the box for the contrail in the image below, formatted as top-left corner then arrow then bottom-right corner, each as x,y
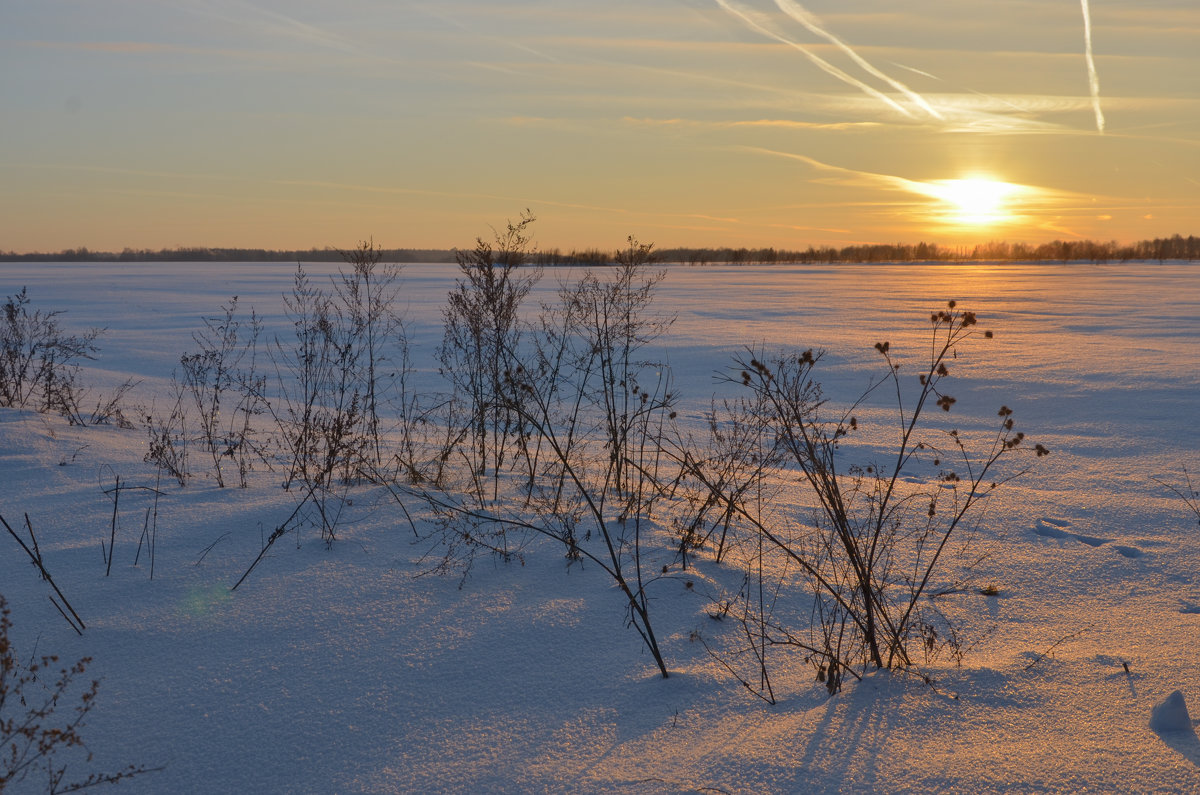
187,0 -> 355,52
1080,0 -> 1105,132
714,0 -> 918,119
771,0 -> 943,120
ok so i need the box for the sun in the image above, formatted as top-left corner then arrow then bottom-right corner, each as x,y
929,178 -> 1020,225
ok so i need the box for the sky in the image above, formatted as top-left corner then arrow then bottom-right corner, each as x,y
2,0 -> 1198,253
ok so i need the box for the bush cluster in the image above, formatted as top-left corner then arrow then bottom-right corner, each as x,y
9,219 -> 1051,698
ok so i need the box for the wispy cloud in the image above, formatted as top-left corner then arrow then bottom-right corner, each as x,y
409,1 -> 559,63
711,1 -> 1123,136
272,178 -> 755,228
1079,0 -> 1105,132
186,0 -> 354,52
713,0 -> 919,119
28,41 -> 181,55
24,40 -> 241,58
9,163 -> 248,182
771,0 -> 942,120
741,146 -> 1079,227
497,115 -> 881,134
621,117 -> 881,131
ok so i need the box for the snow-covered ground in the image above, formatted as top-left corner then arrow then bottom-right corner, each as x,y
1,260 -> 1198,793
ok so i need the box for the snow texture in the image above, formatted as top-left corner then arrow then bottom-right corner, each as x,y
1,260 -> 1199,793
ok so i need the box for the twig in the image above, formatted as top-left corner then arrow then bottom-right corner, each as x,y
105,474 -> 120,576
1152,468 -> 1200,525
150,468 -> 162,579
231,482 -> 319,590
1,511 -> 86,631
1024,622 -> 1096,672
49,595 -> 84,636
25,512 -> 46,580
194,532 -> 231,566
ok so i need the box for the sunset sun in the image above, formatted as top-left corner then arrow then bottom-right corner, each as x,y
932,178 -> 1021,225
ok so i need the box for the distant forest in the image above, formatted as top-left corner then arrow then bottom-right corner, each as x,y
3,234 -> 1199,265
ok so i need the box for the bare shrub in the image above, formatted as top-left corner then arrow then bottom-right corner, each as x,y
667,394 -> 779,566
0,287 -> 102,423
417,235 -> 679,677
179,296 -> 267,488
261,265 -> 373,543
270,265 -> 365,492
685,302 -> 1049,696
333,239 -> 413,475
143,383 -> 190,487
1,595 -> 159,791
85,378 -> 138,429
437,211 -> 541,503
560,237 -> 672,505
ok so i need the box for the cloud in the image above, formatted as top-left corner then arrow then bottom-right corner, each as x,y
10,163 -> 248,183
713,0 -> 920,119
185,0 -> 355,52
771,0 -> 942,120
25,40 -> 233,57
1079,0 -> 1105,132
740,146 -> 1081,227
619,117 -> 882,131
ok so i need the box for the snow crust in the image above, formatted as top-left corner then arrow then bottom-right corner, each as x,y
1,260 -> 1199,793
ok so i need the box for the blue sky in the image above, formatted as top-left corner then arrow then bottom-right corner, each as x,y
2,0 -> 1198,251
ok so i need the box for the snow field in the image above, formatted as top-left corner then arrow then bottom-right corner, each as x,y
1,260 -> 1198,793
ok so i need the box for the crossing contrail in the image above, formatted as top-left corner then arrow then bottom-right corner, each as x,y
771,0 -> 943,120
1080,0 -> 1105,132
714,0 -> 918,119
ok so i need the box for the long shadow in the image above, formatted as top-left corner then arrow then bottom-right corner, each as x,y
793,674 -> 900,792
1154,727 -> 1200,769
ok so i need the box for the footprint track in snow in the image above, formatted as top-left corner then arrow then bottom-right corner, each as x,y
1033,518 -> 1146,559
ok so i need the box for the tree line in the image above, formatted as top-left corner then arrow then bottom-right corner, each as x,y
0,246 -> 458,264
3,234 -> 1199,265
